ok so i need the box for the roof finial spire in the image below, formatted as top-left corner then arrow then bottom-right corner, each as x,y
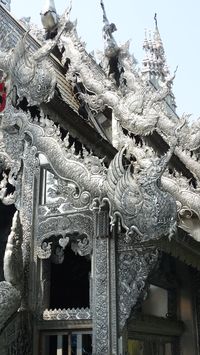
142,14 -> 171,83
100,0 -> 108,26
100,0 -> 117,40
41,0 -> 58,39
154,13 -> 158,29
100,0 -> 118,58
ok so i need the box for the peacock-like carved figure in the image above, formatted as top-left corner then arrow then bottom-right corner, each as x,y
105,144 -> 177,241
0,211 -> 23,332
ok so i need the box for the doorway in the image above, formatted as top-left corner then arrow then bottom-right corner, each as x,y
50,245 -> 91,309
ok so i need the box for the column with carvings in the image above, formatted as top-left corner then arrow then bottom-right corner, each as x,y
92,200 -> 118,355
16,141 -> 38,354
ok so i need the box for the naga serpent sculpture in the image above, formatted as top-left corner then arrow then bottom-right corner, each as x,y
0,211 -> 23,333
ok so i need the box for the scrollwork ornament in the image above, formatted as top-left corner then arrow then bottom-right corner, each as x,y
37,212 -> 93,256
46,173 -> 92,211
71,235 -> 91,256
37,241 -> 52,260
117,247 -> 158,332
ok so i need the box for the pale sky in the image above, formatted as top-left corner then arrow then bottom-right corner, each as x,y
11,0 -> 200,120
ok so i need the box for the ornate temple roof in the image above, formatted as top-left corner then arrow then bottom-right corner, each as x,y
1,2 -> 200,267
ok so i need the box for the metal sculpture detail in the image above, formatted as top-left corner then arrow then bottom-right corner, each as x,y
105,146 -> 177,241
0,33 -> 56,105
0,211 -> 23,331
0,7 -> 73,106
117,247 -> 158,331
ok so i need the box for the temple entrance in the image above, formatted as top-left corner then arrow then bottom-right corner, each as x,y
50,245 -> 91,309
39,245 -> 92,355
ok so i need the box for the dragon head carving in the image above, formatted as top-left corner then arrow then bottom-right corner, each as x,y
105,145 -> 177,241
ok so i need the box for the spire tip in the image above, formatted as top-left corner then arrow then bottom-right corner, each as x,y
154,13 -> 158,28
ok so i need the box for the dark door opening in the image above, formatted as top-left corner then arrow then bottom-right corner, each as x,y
50,245 -> 91,309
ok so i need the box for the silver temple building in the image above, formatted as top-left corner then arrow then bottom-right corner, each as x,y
0,2 -> 200,355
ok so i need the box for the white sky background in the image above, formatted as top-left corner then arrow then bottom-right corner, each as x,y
11,0 -> 200,120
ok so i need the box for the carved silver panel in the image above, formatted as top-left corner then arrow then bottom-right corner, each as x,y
117,245 -> 158,331
43,307 -> 91,321
37,212 -> 93,259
